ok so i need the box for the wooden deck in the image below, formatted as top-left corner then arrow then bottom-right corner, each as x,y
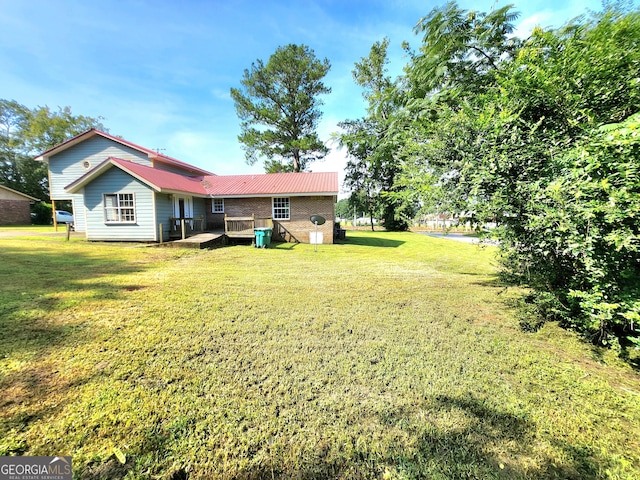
159,215 -> 275,249
168,233 -> 226,249
168,216 -> 206,240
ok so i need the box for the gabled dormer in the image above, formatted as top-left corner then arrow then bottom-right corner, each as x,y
35,129 -> 214,232
36,128 -> 213,200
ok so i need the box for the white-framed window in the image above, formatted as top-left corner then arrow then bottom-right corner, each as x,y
272,197 -> 290,220
104,193 -> 136,223
212,198 -> 224,213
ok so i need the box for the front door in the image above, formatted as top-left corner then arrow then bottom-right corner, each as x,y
173,196 -> 193,227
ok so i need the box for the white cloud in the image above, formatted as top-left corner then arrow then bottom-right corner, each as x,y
513,12 -> 554,38
211,88 -> 232,101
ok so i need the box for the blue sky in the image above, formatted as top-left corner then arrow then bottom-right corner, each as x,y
0,0 -> 620,193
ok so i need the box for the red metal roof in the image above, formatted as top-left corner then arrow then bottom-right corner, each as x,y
65,158 -> 208,196
36,128 -> 214,176
201,171 -> 338,197
43,128 -> 338,198
111,159 -> 209,195
66,158 -> 338,198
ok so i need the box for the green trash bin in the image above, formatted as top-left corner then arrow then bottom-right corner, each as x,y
254,227 -> 273,248
254,228 -> 265,248
263,227 -> 273,247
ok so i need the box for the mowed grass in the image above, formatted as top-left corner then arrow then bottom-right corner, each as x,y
0,231 -> 638,480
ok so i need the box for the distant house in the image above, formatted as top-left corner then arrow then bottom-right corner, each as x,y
0,184 -> 39,225
36,129 -> 338,243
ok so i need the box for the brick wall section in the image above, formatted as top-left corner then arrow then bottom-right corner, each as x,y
0,199 -> 31,225
225,198 -> 273,218
285,196 -> 335,244
205,196 -> 335,243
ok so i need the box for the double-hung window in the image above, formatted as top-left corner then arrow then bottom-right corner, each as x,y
272,197 -> 290,220
212,198 -> 224,213
104,193 -> 136,223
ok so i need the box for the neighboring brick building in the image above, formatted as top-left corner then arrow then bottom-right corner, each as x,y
0,185 -> 39,225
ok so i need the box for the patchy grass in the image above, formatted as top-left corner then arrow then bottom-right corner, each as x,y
0,232 -> 638,479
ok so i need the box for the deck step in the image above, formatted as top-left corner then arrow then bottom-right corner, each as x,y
166,233 -> 226,249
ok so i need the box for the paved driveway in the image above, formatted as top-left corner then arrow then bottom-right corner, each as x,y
0,229 -> 83,239
416,232 -> 499,245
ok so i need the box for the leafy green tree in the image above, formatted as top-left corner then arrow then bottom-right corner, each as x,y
0,100 -> 103,199
338,118 -> 380,230
408,1 -> 520,101
518,115 -> 640,345
334,198 -> 351,219
394,2 -> 524,224
230,44 -> 331,173
483,8 -> 640,345
0,100 -> 31,195
338,38 -> 413,231
398,3 -> 640,347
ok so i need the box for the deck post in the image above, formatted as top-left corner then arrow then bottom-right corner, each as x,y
181,219 -> 186,240
159,224 -> 163,244
52,199 -> 58,231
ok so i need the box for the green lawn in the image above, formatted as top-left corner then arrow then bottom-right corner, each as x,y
0,232 -> 638,479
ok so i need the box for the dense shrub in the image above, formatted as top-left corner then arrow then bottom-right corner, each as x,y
31,201 -> 52,225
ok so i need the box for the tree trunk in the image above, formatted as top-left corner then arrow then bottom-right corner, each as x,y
293,150 -> 301,172
368,192 -> 374,231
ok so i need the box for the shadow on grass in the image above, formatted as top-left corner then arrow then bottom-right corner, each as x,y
219,394 -> 609,480
338,236 -> 405,248
0,246 -> 147,356
0,245 -> 149,447
271,241 -> 299,250
592,340 -> 640,371
392,394 -> 605,480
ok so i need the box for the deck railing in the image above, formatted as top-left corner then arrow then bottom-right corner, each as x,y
225,214 -> 273,238
169,216 -> 205,239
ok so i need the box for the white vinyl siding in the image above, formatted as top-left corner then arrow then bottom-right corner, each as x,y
272,197 -> 290,220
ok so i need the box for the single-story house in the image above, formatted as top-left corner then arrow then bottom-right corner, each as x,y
0,184 -> 39,225
36,129 -> 338,243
